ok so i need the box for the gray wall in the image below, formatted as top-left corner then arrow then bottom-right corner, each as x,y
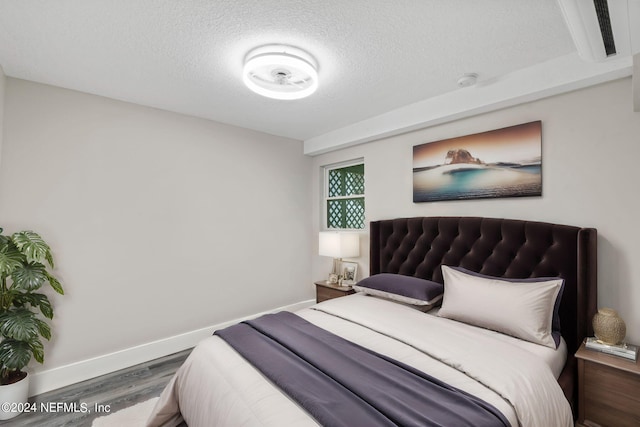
0,78 -> 313,377
312,77 -> 640,343
0,65 -> 5,161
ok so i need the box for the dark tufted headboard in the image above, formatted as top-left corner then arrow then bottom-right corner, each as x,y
369,217 -> 597,413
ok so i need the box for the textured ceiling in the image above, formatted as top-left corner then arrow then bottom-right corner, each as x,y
0,1 -> 629,152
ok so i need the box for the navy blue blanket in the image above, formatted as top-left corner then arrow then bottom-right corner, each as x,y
215,311 -> 510,427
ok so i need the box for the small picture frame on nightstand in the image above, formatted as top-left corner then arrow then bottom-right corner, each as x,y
340,261 -> 358,285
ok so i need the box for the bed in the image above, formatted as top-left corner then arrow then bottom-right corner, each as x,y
147,216 -> 597,427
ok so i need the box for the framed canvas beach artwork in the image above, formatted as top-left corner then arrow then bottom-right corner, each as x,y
413,121 -> 542,203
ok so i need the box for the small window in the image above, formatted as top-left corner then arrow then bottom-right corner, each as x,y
324,161 -> 365,229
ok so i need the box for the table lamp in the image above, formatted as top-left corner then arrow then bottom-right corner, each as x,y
319,231 -> 360,285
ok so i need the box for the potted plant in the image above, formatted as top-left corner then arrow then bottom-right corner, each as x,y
0,228 -> 63,420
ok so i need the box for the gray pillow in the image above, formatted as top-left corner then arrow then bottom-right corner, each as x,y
353,273 -> 444,310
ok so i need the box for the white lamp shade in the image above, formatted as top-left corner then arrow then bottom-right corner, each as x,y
319,232 -> 360,258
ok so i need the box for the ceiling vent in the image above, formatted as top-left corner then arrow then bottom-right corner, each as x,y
593,0 -> 616,56
557,0 -> 640,62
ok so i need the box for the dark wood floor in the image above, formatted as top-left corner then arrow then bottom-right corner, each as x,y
0,348 -> 191,426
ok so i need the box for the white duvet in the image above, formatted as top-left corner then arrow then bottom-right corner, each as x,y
147,294 -> 573,427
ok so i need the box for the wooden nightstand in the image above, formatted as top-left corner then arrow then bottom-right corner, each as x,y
314,280 -> 355,303
575,341 -> 640,427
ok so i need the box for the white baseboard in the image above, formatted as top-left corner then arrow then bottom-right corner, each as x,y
29,299 -> 316,397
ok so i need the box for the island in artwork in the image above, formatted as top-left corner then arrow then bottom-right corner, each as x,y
412,121 -> 542,203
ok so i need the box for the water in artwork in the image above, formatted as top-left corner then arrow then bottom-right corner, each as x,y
413,163 -> 541,202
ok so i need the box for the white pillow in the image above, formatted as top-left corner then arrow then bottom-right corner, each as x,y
438,266 -> 563,348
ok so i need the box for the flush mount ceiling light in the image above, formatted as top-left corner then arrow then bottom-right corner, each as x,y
243,45 -> 319,100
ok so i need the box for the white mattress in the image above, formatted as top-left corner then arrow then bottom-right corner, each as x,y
147,294 -> 572,427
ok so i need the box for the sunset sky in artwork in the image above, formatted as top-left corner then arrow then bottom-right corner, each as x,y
413,121 -> 541,168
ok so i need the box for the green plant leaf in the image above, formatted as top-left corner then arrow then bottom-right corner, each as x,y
29,339 -> 44,364
35,318 -> 51,340
45,272 -> 64,295
0,339 -> 32,371
13,293 -> 54,319
0,288 -> 19,310
45,252 -> 55,268
11,231 -> 53,266
0,308 -> 41,341
11,262 -> 47,291
0,243 -> 24,277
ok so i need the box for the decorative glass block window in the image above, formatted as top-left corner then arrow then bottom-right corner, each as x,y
324,162 -> 365,229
